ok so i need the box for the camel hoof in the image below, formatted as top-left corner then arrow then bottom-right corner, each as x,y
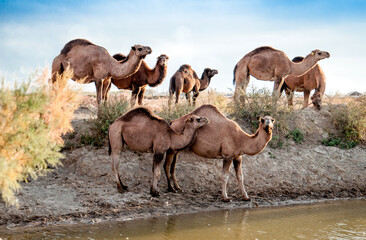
167,186 -> 177,193
222,198 -> 231,202
117,185 -> 125,194
243,197 -> 251,202
150,189 -> 160,197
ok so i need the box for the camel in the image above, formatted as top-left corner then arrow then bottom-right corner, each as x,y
104,53 -> 169,107
233,46 -> 330,100
165,104 -> 275,202
108,107 -> 209,196
281,56 -> 326,110
169,65 -> 218,105
51,39 -> 152,104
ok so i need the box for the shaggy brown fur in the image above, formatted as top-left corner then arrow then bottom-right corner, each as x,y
281,56 -> 326,110
108,107 -> 209,196
165,104 -> 275,202
169,65 -> 218,105
51,38 -> 152,105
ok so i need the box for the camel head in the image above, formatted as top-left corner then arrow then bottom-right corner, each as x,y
259,116 -> 275,134
157,54 -> 169,67
131,44 -> 152,59
310,49 -> 330,60
184,115 -> 210,129
204,68 -> 219,78
311,92 -> 323,110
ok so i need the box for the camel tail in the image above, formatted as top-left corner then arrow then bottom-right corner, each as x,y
233,64 -> 238,85
108,134 -> 112,156
169,76 -> 176,95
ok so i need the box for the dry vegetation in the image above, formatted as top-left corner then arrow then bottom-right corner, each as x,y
0,69 -> 81,206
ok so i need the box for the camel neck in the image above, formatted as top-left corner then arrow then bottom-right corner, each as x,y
110,50 -> 142,78
148,62 -> 167,87
170,126 -> 197,151
290,54 -> 318,77
199,74 -> 210,91
238,126 -> 272,156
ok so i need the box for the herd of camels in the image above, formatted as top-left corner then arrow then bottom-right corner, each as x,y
52,39 -> 330,201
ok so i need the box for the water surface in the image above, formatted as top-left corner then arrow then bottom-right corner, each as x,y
2,200 -> 366,239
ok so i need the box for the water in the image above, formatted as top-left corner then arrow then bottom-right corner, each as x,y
1,200 -> 366,240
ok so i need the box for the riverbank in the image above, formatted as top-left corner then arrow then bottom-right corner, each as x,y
0,95 -> 365,228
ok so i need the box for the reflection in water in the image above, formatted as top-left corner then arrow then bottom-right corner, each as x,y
1,200 -> 366,240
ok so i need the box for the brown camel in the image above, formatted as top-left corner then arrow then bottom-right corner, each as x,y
104,53 -> 169,107
51,39 -> 152,104
169,65 -> 218,105
108,107 -> 209,196
165,104 -> 274,202
233,46 -> 330,99
281,56 -> 326,110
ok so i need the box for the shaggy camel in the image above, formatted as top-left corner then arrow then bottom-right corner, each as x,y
169,65 -> 218,105
104,53 -> 169,107
233,46 -> 330,99
165,104 -> 274,202
281,56 -> 326,110
51,39 -> 152,104
108,107 -> 209,196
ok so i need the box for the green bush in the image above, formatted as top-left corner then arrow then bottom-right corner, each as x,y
83,95 -> 129,147
0,68 -> 81,206
286,128 -> 304,144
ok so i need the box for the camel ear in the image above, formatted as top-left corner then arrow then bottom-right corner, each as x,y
311,50 -> 316,56
271,118 -> 275,123
131,46 -> 136,51
259,117 -> 264,123
185,116 -> 194,122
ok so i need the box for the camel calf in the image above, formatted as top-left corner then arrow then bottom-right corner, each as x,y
108,107 -> 209,196
166,105 -> 274,202
281,56 -> 326,110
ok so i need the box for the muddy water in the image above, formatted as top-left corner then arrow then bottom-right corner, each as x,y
2,200 -> 366,240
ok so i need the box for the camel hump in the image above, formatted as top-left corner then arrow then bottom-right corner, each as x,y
292,56 -> 304,63
119,107 -> 165,123
192,70 -> 199,79
60,39 -> 95,55
178,64 -> 192,72
246,46 -> 277,57
113,53 -> 127,62
193,104 -> 226,117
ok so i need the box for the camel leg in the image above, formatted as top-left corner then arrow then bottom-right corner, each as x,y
130,87 -> 141,107
164,149 -> 177,192
303,90 -> 310,108
233,156 -> 250,201
170,152 -> 182,192
192,87 -> 199,106
150,152 -> 165,197
185,92 -> 191,104
175,88 -> 182,104
95,80 -> 103,105
272,77 -> 285,99
110,137 -> 128,193
102,78 -> 112,102
137,87 -> 146,105
285,88 -> 294,108
222,157 -> 233,202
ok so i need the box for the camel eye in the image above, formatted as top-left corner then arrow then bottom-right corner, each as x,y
138,47 -> 142,51
318,52 -> 321,55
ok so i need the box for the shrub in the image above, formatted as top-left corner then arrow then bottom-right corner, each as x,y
286,128 -> 304,144
0,68 -> 81,206
324,96 -> 366,148
83,94 -> 129,147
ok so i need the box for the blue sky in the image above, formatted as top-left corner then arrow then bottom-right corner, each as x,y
1,0 -> 366,94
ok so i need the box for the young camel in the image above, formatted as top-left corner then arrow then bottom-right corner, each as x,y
51,39 -> 152,104
233,46 -> 330,100
169,65 -> 218,105
104,54 -> 169,107
108,107 -> 209,197
165,105 -> 275,202
281,56 -> 326,110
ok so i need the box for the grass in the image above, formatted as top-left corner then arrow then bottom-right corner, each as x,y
286,128 -> 304,144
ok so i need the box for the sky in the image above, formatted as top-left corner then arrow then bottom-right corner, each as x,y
0,0 -> 366,95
